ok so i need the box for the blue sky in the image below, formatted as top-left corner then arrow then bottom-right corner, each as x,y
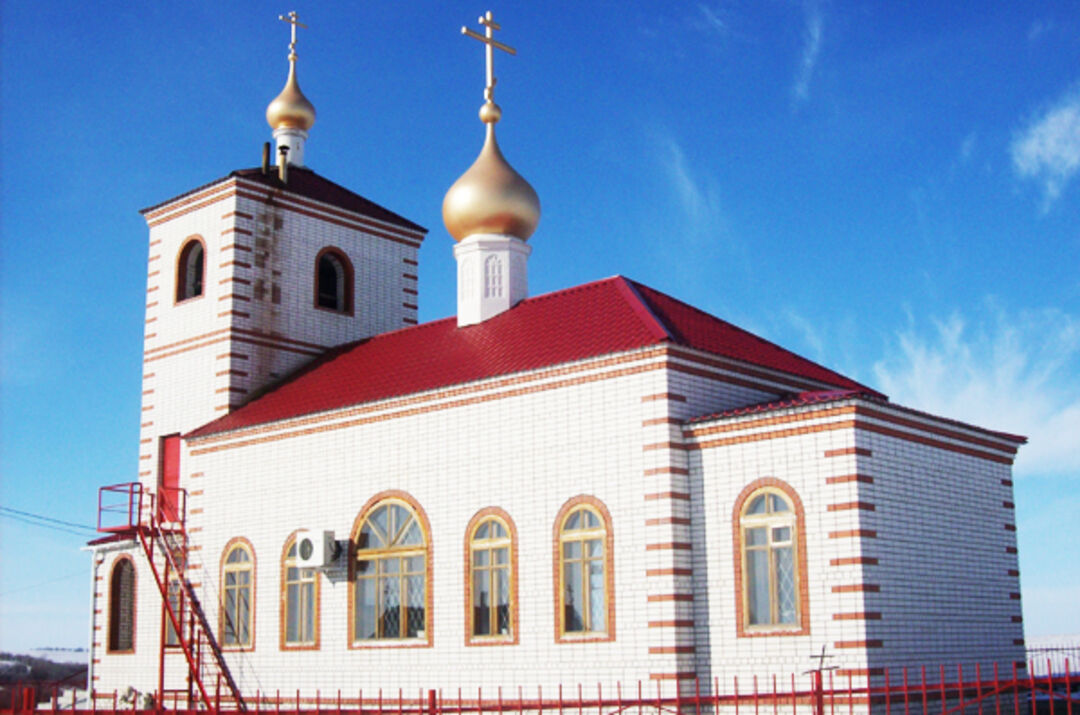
2,2 -> 1079,653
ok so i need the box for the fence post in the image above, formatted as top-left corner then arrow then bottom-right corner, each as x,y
813,670 -> 824,715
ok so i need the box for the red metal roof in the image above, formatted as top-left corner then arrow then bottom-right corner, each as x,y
188,276 -> 880,438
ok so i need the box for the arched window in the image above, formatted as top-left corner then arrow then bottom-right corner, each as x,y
220,540 -> 254,649
483,255 -> 502,298
554,497 -> 614,641
314,248 -> 354,314
107,556 -> 136,653
465,509 -> 517,645
282,534 -> 319,649
351,494 -> 430,645
733,480 -> 809,636
176,238 -> 205,302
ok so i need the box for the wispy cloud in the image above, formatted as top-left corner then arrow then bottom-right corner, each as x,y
697,3 -> 730,36
873,305 -> 1080,476
958,132 -> 977,164
792,4 -> 823,104
657,134 -> 728,243
1010,82 -> 1080,209
784,309 -> 826,363
1027,19 -> 1055,42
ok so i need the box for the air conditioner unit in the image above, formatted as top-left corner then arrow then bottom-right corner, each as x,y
295,530 -> 337,568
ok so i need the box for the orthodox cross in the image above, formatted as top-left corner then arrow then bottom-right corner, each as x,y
279,11 -> 308,59
806,645 -> 837,674
461,11 -> 516,103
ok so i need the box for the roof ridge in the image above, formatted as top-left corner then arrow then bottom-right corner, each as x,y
614,277 -> 672,342
628,278 -> 882,397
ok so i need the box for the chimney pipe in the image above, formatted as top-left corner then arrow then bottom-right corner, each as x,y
278,145 -> 290,184
261,142 -> 271,175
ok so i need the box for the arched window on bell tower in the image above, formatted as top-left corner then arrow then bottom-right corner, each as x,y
176,237 -> 205,303
314,247 -> 354,315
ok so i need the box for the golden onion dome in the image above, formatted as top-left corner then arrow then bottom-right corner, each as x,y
442,103 -> 541,242
266,60 -> 316,131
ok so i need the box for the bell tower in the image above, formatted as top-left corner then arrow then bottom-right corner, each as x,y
135,12 -> 426,492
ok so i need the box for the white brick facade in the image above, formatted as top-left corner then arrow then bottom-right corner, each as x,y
90,172 -> 1024,700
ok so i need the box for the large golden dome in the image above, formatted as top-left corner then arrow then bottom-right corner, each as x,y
266,61 -> 316,131
442,106 -> 540,242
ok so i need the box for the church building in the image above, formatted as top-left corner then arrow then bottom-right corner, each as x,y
87,11 -> 1026,706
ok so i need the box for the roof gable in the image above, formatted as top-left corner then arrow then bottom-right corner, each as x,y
140,167 -> 426,234
189,276 -> 879,438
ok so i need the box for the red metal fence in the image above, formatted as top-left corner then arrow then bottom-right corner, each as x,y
3,659 -> 1076,715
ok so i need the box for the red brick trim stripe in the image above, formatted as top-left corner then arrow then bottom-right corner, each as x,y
192,354 -> 668,453
830,557 -> 879,566
828,501 -> 875,512
645,568 -> 693,577
833,612 -> 882,621
829,529 -> 877,539
832,584 -> 880,593
643,441 -> 690,451
649,620 -> 694,627
835,639 -> 883,649
826,447 -> 872,458
837,668 -> 885,677
649,673 -> 697,681
644,466 -> 689,476
645,492 -> 691,501
645,542 -> 692,551
641,392 -> 687,403
826,474 -> 874,485
647,594 -> 693,602
666,346 -> 840,397
642,417 -> 682,426
648,646 -> 695,654
644,517 -> 692,526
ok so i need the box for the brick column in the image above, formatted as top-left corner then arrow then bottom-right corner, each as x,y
640,390 -> 697,691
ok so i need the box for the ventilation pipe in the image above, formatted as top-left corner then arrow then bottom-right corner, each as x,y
278,145 -> 290,184
261,142 -> 271,175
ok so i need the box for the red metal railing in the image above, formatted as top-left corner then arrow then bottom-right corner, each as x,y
90,482 -> 242,712
5,658 -> 1075,715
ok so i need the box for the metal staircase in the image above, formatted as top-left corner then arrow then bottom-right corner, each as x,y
98,483 -> 246,711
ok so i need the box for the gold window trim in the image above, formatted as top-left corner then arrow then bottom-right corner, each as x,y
740,488 -> 799,631
351,497 -> 431,645
556,504 -> 610,639
219,540 -> 255,650
468,514 -> 514,642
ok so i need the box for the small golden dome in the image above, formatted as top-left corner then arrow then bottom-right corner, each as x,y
442,108 -> 540,242
266,61 -> 316,131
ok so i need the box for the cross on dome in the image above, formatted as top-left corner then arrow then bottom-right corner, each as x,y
461,11 -> 517,123
279,10 -> 308,61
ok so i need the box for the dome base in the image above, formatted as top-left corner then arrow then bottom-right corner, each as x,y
453,234 -> 531,327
